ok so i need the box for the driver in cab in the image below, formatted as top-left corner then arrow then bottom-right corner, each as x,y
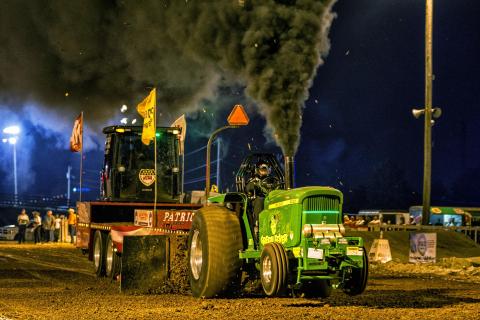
246,162 -> 278,243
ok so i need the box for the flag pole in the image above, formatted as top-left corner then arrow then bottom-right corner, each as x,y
79,111 -> 84,202
153,91 -> 157,220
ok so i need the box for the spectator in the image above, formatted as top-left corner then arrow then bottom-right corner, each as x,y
67,208 -> 77,244
369,215 -> 381,225
409,215 -> 415,225
465,215 -> 472,227
414,215 -> 422,225
17,209 -> 29,244
355,215 -> 366,227
43,210 -> 55,242
365,216 -> 372,224
385,219 -> 393,230
368,215 -> 381,231
32,211 -> 42,244
54,214 -> 61,242
343,215 -> 353,227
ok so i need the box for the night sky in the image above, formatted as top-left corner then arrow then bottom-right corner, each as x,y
0,0 -> 478,212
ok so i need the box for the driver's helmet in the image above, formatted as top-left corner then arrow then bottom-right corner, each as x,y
256,163 -> 270,177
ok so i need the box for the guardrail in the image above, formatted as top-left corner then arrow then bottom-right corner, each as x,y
0,193 -> 69,209
0,192 -> 98,212
346,224 -> 480,244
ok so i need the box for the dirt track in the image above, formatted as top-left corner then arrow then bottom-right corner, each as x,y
1,242 -> 480,320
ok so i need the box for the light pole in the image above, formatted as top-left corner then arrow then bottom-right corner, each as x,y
2,125 -> 20,205
11,138 -> 17,203
412,0 -> 442,225
423,0 -> 434,227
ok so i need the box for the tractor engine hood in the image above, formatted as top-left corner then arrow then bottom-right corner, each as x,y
264,186 -> 343,210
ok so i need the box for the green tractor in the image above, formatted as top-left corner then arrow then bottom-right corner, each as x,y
187,153 -> 368,298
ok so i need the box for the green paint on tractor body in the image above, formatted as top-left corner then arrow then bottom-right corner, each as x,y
212,185 -> 366,288
201,153 -> 368,297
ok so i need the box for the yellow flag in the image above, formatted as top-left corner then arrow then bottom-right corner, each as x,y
137,88 -> 156,145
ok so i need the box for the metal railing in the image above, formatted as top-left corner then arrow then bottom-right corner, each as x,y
0,193 -> 70,211
346,224 -> 480,244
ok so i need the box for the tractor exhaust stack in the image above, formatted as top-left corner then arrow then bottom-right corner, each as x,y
284,155 -> 295,190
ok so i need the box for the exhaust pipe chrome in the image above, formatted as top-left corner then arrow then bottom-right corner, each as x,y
284,155 -> 295,190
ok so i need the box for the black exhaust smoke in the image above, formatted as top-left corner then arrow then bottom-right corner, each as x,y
0,1 -> 337,157
284,155 -> 295,190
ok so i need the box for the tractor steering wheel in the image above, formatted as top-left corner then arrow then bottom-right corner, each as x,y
258,176 -> 281,194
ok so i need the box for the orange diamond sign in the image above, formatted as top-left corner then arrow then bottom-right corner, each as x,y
227,104 -> 249,126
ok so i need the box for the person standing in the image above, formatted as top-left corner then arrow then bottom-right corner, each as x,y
42,211 -> 55,243
54,214 -> 61,242
17,209 -> 29,244
33,211 -> 42,244
67,208 -> 77,244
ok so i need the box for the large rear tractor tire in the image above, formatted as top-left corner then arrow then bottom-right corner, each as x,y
105,233 -> 120,280
342,248 -> 369,296
260,242 -> 289,297
93,230 -> 106,277
188,206 -> 243,298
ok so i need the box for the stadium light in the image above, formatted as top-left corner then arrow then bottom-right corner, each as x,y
2,125 -> 20,205
3,125 -> 20,135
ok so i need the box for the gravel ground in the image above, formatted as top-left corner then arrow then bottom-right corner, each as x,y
0,241 -> 479,320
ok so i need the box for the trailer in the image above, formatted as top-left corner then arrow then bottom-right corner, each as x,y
75,125 -> 201,291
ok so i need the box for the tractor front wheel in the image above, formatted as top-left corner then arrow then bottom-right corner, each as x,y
342,248 -> 369,295
260,242 -> 289,297
188,206 -> 243,298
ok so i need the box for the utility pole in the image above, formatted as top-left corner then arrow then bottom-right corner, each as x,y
422,0 -> 434,225
206,126 -> 237,200
66,165 -> 72,207
413,1 -> 440,225
216,138 -> 221,191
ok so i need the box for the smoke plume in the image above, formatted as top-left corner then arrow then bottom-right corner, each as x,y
0,0 -> 336,156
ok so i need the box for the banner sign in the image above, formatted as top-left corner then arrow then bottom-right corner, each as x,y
134,209 -> 197,230
157,210 -> 196,230
134,209 -> 153,227
409,232 -> 437,263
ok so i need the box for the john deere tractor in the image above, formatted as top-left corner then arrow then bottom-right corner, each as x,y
187,153 -> 368,298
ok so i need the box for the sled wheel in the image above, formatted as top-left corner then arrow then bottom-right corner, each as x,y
105,233 -> 120,279
93,230 -> 106,277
